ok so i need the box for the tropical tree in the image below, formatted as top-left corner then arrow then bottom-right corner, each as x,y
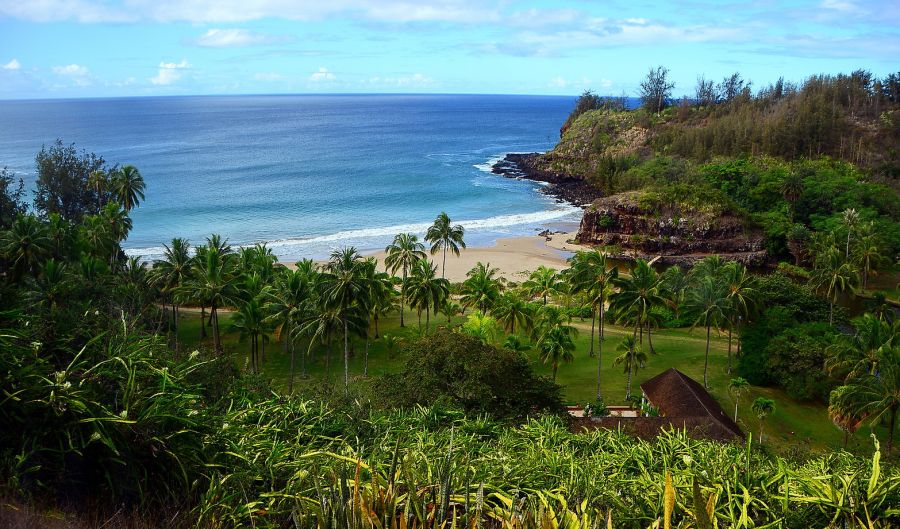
110,164 -> 145,211
320,247 -> 368,388
384,233 -> 426,327
811,247 -> 859,324
425,212 -> 465,280
828,386 -> 865,448
686,275 -> 730,388
151,238 -> 192,335
27,258 -> 72,314
265,267 -> 314,392
459,262 -> 501,313
842,207 -> 859,259
780,171 -> 804,221
523,265 -> 564,305
569,250 -> 618,399
538,324 -> 576,382
502,334 -> 530,353
460,311 -> 501,344
359,258 -> 395,375
614,335 -> 647,400
728,377 -> 750,422
181,244 -> 238,352
88,169 -> 109,210
831,356 -> 900,453
826,314 -> 898,380
751,397 -> 776,443
610,259 -> 665,351
722,262 -> 758,373
405,258 -> 449,333
231,297 -> 266,373
853,227 -> 883,291
491,290 -> 532,335
0,214 -> 51,281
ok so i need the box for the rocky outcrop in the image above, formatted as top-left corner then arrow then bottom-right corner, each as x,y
491,153 -> 602,206
576,191 -> 767,266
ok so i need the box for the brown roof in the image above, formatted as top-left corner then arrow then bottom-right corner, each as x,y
639,368 -> 743,439
570,416 -> 741,442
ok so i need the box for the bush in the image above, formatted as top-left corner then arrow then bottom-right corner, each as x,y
376,329 -> 564,420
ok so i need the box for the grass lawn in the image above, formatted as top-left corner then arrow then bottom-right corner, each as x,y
176,307 -> 888,455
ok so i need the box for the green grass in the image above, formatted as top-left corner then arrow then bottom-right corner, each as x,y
175,307 -> 887,455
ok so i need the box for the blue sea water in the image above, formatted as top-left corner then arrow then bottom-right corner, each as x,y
0,94 -> 582,261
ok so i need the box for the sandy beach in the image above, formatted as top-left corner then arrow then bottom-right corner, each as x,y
366,231 -> 590,283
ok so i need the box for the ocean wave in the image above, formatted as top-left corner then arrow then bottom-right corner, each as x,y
125,205 -> 581,261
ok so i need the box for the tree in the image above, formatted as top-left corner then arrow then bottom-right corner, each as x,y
320,247 -> 368,388
459,262 -> 501,313
686,275 -> 730,388
853,227 -> 883,291
833,360 -> 900,453
265,267 -> 314,392
716,72 -> 747,103
491,291 -> 532,335
0,167 -> 27,229
780,172 -> 804,222
811,247 -> 859,324
110,165 -> 145,212
231,297 -> 266,374
614,335 -> 647,400
722,262 -> 758,374
569,250 -> 618,400
610,259 -> 665,352
524,265 -> 564,305
0,214 -> 51,282
538,324 -> 576,382
640,65 -> 675,115
33,140 -> 107,221
728,377 -> 750,422
181,243 -> 238,352
405,258 -> 449,333
425,212 -> 465,280
384,233 -> 425,327
359,258 -> 395,375
751,397 -> 775,443
460,311 -> 501,344
826,314 -> 898,381
151,238 -> 192,340
842,208 -> 860,259
694,75 -> 716,107
828,386 -> 864,448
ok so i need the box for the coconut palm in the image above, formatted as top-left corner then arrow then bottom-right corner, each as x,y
359,258 -> 395,375
461,311 -> 501,344
722,262 -> 758,374
538,324 -> 576,382
151,237 -> 192,335
88,169 -> 109,210
660,265 -> 688,319
491,290 -> 532,334
79,215 -> 115,261
826,314 -> 899,380
614,335 -> 647,400
690,255 -> 728,283
231,297 -> 266,373
181,245 -> 238,352
829,386 -> 865,448
686,275 -> 730,388
811,247 -> 859,324
319,247 -> 368,388
610,259 -> 665,351
425,212 -> 466,280
780,171 -> 804,221
294,304 -> 348,380
0,214 -> 51,281
110,164 -> 145,211
265,267 -> 314,392
569,250 -> 619,399
384,233 -> 426,327
751,397 -> 776,443
728,377 -> 750,422
853,228 -> 883,291
523,265 -> 564,305
405,258 -> 449,333
459,262 -> 501,313
503,334 -> 531,353
842,207 -> 860,259
27,258 -> 72,313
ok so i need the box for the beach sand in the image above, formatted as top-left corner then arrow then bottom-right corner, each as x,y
365,231 -> 591,283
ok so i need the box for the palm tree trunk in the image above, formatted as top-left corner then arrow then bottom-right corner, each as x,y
888,406 -> 897,454
552,364 -> 558,382
200,305 -> 208,339
647,324 -> 655,354
625,364 -> 633,400
374,314 -> 380,339
704,324 -> 711,388
589,307 -> 596,357
829,301 -> 834,325
442,245 -> 447,280
303,339 -> 314,380
596,334 -> 603,400
343,320 -> 349,389
364,336 -> 370,377
759,421 -> 764,444
400,267 -> 407,327
425,306 -> 430,333
734,402 -> 739,422
212,304 -> 221,352
727,326 -> 733,374
289,338 -> 295,394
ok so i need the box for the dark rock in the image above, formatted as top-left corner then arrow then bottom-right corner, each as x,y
491,153 -> 602,207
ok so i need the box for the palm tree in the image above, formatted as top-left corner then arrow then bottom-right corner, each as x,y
151,238 -> 192,336
722,262 -> 758,374
686,275 -> 730,388
690,255 -> 728,283
384,233 -> 426,327
0,214 -> 51,281
523,265 -> 563,305
88,169 -> 109,210
614,335 -> 647,400
110,164 -> 145,211
503,334 -> 531,353
359,258 -> 395,376
853,228 -> 883,291
181,245 -> 238,352
826,314 -> 898,380
569,250 -> 618,400
461,311 -> 501,344
812,247 -> 859,324
538,324 -> 576,382
780,171 -> 804,221
459,262 -> 501,313
751,397 -> 776,443
728,377 -> 750,422
80,215 -> 115,261
660,265 -> 688,319
405,258 -> 449,333
265,268 -> 313,392
27,258 -> 72,313
610,259 -> 665,351
320,247 -> 368,388
491,291 -> 532,334
231,297 -> 266,373
294,304 -> 347,380
425,212 -> 466,279
828,386 -> 864,448
842,207 -> 860,259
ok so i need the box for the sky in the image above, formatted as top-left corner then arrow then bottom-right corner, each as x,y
0,0 -> 898,100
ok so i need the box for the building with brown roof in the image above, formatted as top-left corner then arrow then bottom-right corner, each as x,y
571,368 -> 743,442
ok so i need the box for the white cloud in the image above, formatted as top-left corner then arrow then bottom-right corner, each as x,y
309,66 -> 335,82
548,75 -> 595,91
52,63 -> 88,76
150,59 -> 190,85
548,76 -> 567,89
366,73 -> 436,87
195,28 -> 283,47
2,58 -> 20,70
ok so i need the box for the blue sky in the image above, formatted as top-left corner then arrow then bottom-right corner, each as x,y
1,0 -> 898,99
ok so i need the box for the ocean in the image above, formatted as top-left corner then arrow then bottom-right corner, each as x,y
0,94 -> 582,261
